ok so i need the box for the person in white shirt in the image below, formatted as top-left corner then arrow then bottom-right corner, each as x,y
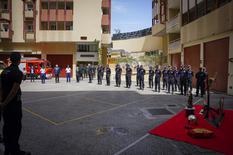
40,65 -> 46,84
65,65 -> 71,82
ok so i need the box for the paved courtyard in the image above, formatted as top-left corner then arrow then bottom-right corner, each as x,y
0,78 -> 232,155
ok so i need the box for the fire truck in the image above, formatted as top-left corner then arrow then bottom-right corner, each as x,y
19,58 -> 53,79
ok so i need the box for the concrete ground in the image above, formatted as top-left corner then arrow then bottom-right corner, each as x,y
0,77 -> 232,155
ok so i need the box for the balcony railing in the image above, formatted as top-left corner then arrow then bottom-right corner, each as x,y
166,13 -> 180,33
168,38 -> 181,53
25,10 -> 34,18
0,12 -> 10,20
0,30 -> 10,38
101,34 -> 111,44
25,32 -> 35,40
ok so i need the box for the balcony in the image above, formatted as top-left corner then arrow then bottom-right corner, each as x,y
101,34 -> 111,44
0,30 -> 10,38
152,23 -> 166,36
168,0 -> 180,9
102,15 -> 110,26
166,13 -> 181,33
0,12 -> 10,21
168,38 -> 181,54
25,32 -> 35,41
25,10 -> 34,18
102,0 -> 110,8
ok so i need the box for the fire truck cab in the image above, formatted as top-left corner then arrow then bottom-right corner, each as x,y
19,58 -> 53,79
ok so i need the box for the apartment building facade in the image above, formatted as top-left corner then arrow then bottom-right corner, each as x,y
152,0 -> 233,95
0,0 -> 111,77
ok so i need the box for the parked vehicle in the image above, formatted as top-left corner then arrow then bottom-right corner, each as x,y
19,58 -> 53,79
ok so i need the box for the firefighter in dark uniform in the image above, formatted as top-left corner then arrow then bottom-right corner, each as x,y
186,65 -> 194,93
87,64 -> 93,83
105,64 -> 111,86
154,65 -> 161,92
97,65 -> 103,85
76,65 -> 80,83
162,66 -> 168,90
115,64 -> 122,87
0,52 -> 31,155
136,65 -> 140,86
148,66 -> 154,88
168,66 -> 175,94
174,66 -> 180,91
92,65 -> 96,79
179,65 -> 187,95
195,67 -> 207,97
139,65 -> 146,90
125,64 -> 132,88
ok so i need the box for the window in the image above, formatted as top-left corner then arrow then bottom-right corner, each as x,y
58,2 -> 65,9
25,21 -> 34,32
1,23 -> 9,31
65,22 -> 73,30
1,0 -> 8,10
49,2 -> 57,10
182,0 -> 188,13
41,22 -> 48,30
49,22 -> 56,30
57,22 -> 64,30
102,25 -> 109,34
41,1 -> 48,9
207,0 -> 216,13
197,0 -> 205,17
66,2 -> 73,10
26,2 -> 33,11
160,0 -> 167,24
189,0 -> 196,22
102,8 -> 109,15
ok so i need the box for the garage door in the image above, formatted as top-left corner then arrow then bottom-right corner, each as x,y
171,53 -> 181,68
204,37 -> 229,93
184,44 -> 200,86
47,54 -> 73,77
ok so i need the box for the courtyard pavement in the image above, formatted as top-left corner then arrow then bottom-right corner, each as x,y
0,77 -> 232,155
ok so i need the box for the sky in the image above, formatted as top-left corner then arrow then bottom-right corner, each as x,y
111,0 -> 152,34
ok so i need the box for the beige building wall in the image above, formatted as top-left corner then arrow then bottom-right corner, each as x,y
181,1 -> 233,45
36,0 -> 102,42
12,0 -> 24,42
180,1 -> 233,95
112,35 -> 163,53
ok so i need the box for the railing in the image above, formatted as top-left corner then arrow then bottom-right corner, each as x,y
112,27 -> 152,40
166,13 -> 180,32
0,30 -> 10,38
168,38 -> 180,50
25,10 -> 34,18
0,12 -> 10,20
25,32 -> 35,40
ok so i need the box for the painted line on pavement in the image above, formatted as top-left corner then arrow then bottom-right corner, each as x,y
23,107 -> 58,126
23,92 -> 86,104
114,134 -> 150,155
57,96 -> 154,125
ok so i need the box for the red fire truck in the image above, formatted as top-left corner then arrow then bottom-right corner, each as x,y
19,58 -> 53,79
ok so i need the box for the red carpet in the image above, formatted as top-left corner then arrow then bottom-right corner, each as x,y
149,106 -> 233,155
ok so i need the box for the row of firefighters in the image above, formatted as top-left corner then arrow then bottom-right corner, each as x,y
28,64 -> 207,97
